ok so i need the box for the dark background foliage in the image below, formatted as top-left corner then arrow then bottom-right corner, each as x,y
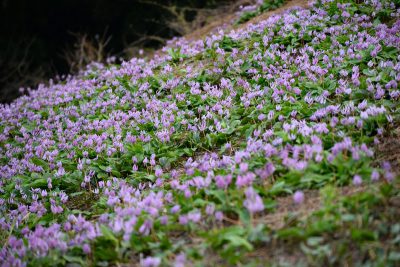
0,0 -> 232,103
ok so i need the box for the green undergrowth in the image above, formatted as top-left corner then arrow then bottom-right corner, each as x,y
236,0 -> 286,25
1,0 -> 400,266
202,182 -> 400,266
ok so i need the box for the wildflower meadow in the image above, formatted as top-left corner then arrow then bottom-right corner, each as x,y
1,0 -> 400,266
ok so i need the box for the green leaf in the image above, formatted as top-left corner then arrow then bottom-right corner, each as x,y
388,252 -> 400,261
63,255 -> 85,265
277,227 -> 305,239
100,225 -> 119,245
237,209 -> 250,225
306,236 -> 324,246
28,178 -> 47,188
224,235 -> 253,251
350,229 -> 377,242
269,181 -> 291,196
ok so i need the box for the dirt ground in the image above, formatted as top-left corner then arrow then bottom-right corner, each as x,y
185,0 -> 310,41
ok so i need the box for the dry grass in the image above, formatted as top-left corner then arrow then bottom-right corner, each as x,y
237,0 -> 310,30
66,192 -> 100,212
256,184 -> 371,231
375,124 -> 400,173
185,0 -> 310,41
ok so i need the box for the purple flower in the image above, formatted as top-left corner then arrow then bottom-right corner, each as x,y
239,162 -> 248,173
243,187 -> 264,214
155,168 -> 163,178
184,189 -> 192,198
139,219 -> 153,236
353,175 -> 362,186
82,243 -> 91,254
141,256 -> 161,267
215,211 -> 224,221
382,161 -> 392,171
187,210 -> 201,223
179,215 -> 189,225
174,253 -> 187,267
205,204 -> 215,215
293,191 -> 304,205
384,171 -> 395,182
132,164 -> 138,172
258,114 -> 266,121
215,174 -> 232,189
236,172 -> 255,188
170,205 -> 181,214
160,215 -> 168,225
371,170 -> 380,182
255,163 -> 275,179
225,142 -> 231,150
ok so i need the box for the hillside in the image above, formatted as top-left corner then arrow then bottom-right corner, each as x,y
1,0 -> 400,266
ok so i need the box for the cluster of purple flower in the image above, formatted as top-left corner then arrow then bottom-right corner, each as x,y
1,0 -> 399,265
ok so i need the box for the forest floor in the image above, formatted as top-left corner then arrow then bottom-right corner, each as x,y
1,0 -> 400,266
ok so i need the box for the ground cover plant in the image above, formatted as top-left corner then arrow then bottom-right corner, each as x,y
1,0 -> 400,266
235,0 -> 286,25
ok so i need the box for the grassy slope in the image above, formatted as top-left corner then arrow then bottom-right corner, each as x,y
1,0 -> 400,266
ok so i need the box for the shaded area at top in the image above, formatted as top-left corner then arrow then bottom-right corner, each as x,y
0,0 -> 232,103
